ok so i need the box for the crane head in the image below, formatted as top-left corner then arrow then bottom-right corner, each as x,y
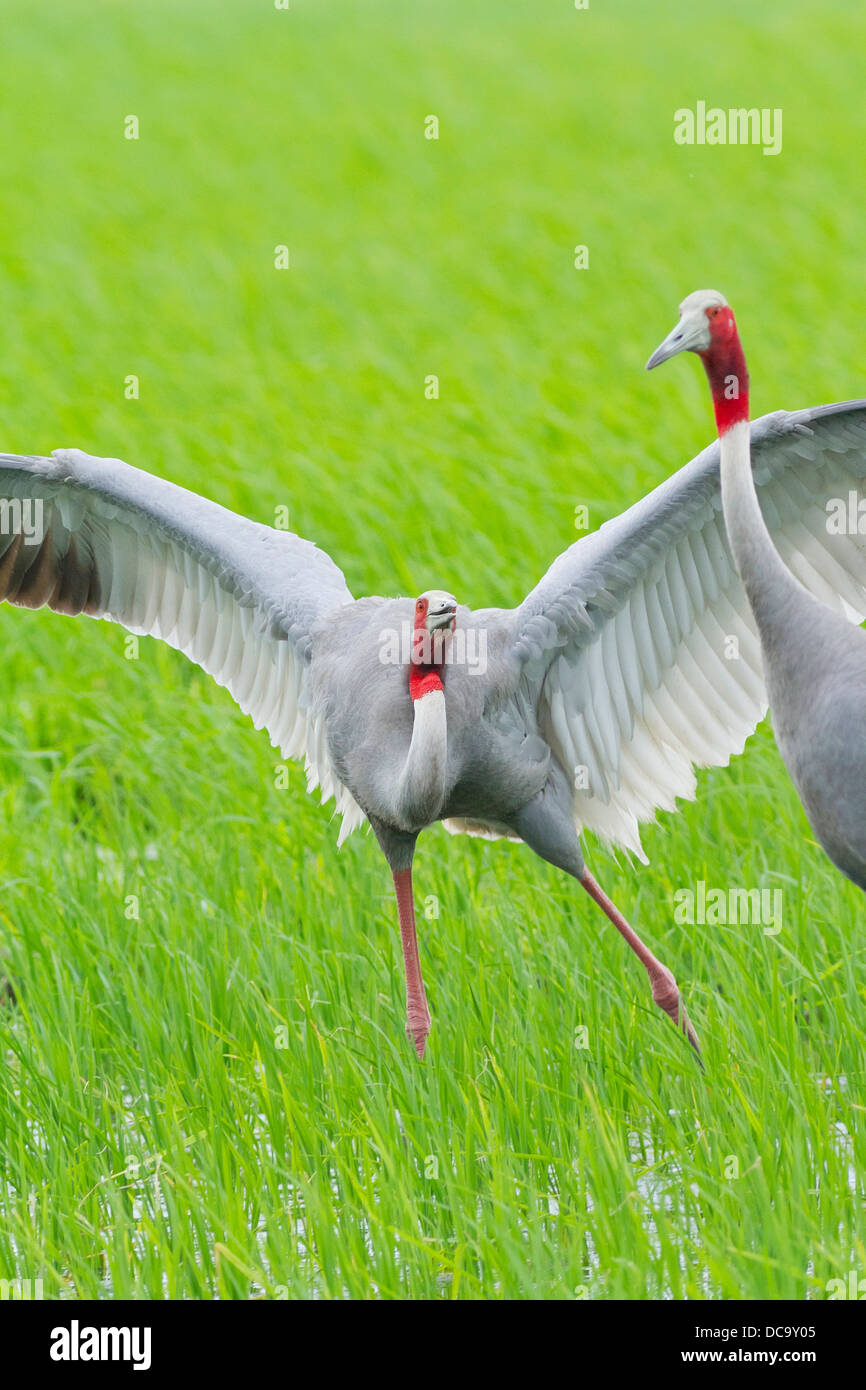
415,589 -> 458,634
645,288 -> 749,434
410,591 -> 458,696
645,289 -> 735,369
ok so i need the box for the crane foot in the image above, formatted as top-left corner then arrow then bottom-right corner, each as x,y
651,964 -> 702,1063
406,1011 -> 431,1060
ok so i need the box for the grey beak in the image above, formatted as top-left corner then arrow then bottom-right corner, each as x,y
428,605 -> 457,629
646,322 -> 688,370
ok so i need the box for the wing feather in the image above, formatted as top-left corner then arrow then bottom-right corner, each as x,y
0,448 -> 366,839
514,402 -> 866,858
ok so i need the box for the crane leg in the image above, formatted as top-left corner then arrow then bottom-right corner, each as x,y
581,868 -> 702,1061
512,778 -> 701,1061
392,867 -> 431,1059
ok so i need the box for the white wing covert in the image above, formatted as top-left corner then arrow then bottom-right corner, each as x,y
513,403 -> 866,859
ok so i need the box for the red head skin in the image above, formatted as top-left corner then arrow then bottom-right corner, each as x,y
409,597 -> 454,701
698,304 -> 750,436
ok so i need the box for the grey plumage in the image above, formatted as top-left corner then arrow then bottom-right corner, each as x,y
3,409 -> 866,1056
721,412 -> 866,891
765,588 -> 866,889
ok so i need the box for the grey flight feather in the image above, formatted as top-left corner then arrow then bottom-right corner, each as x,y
0,448 -> 363,836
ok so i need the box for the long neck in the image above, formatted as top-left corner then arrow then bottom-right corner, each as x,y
703,331 -> 800,629
398,627 -> 448,824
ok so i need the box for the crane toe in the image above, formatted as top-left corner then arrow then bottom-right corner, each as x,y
651,965 -> 702,1062
405,1000 -> 431,1059
406,1016 -> 431,1059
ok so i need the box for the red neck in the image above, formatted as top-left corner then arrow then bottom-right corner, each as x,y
409,613 -> 444,701
409,666 -> 444,700
698,309 -> 749,435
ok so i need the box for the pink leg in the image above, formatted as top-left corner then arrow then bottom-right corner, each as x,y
581,869 -> 702,1060
393,868 -> 431,1059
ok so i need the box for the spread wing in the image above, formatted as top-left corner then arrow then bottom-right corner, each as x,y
512,402 -> 866,859
0,448 -> 365,840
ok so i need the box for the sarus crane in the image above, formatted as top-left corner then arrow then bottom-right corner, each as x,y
2,376 -> 866,1058
648,289 -> 866,892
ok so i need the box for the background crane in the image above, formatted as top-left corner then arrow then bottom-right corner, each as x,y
649,289 -> 866,892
